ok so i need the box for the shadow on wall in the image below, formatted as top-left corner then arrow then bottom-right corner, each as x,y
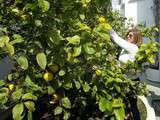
0,57 -> 14,80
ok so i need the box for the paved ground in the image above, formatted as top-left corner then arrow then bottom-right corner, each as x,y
143,80 -> 160,120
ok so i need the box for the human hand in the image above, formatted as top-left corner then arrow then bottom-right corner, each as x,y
108,29 -> 116,37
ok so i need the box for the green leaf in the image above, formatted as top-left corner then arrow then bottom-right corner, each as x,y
5,43 -> 14,55
63,81 -> 72,90
73,46 -> 81,57
22,93 -> 37,101
0,93 -> 8,104
115,84 -> 121,93
10,34 -> 24,45
79,14 -> 85,20
36,52 -> 47,70
99,97 -> 112,112
148,56 -> 155,64
137,56 -> 144,61
38,0 -> 50,12
54,106 -> 63,115
12,103 -> 24,120
92,85 -> 97,96
61,97 -> 71,109
63,111 -> 71,120
66,35 -> 80,45
7,74 -> 13,81
114,108 -> 125,120
17,56 -> 28,70
25,75 -> 43,92
47,86 -> 55,95
83,43 -> 95,55
24,101 -> 35,111
0,80 -> 5,86
0,36 -> 9,47
114,78 -> 122,83
27,110 -> 33,120
74,81 -> 81,89
93,24 -> 111,40
12,89 -> 23,100
35,20 -> 42,27
67,52 -> 72,62
145,49 -> 151,54
82,82 -> 90,92
59,70 -> 65,76
112,98 -> 123,108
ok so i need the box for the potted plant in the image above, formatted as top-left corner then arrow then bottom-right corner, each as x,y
0,0 -> 159,120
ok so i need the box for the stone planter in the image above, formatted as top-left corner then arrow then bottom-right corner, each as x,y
138,96 -> 156,120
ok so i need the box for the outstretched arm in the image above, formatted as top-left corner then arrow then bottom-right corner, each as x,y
109,29 -> 138,54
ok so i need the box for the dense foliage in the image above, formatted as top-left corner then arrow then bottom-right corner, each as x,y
0,0 -> 159,120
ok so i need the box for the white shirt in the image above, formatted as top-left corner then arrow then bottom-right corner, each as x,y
110,30 -> 140,79
110,31 -> 138,63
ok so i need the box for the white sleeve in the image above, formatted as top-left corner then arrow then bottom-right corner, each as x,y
110,30 -> 138,54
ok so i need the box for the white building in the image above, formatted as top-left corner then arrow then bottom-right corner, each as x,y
112,0 -> 160,82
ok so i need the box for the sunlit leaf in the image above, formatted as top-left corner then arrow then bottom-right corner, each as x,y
17,56 -> 28,70
24,101 -> 35,111
66,35 -> 80,45
54,106 -> 63,115
0,36 -> 9,47
82,82 -> 90,92
12,89 -> 23,100
36,52 -> 47,70
38,0 -> 50,12
12,103 -> 24,120
5,43 -> 14,55
22,93 -> 37,101
61,97 -> 71,109
10,34 -> 24,45
114,107 -> 125,120
63,111 -> 71,120
83,43 -> 95,54
73,46 -> 81,57
99,97 -> 112,112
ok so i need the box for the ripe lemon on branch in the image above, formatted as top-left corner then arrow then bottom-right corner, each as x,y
95,69 -> 102,76
98,16 -> 112,30
98,16 -> 106,23
43,72 -> 54,81
8,84 -> 15,91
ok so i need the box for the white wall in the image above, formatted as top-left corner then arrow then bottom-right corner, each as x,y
112,0 -> 121,11
124,0 -> 137,24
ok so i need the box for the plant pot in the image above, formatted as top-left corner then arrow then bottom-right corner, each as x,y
137,96 -> 156,120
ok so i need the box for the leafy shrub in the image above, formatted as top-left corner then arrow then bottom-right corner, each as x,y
0,0 -> 159,120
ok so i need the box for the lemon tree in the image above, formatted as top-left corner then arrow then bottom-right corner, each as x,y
0,0 -> 159,120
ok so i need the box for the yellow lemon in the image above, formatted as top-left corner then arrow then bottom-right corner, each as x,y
98,16 -> 106,23
49,64 -> 59,73
9,84 -> 15,91
43,72 -> 54,81
104,23 -> 112,30
95,69 -> 102,76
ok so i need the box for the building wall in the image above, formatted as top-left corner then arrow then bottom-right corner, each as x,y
0,57 -> 13,79
137,0 -> 155,27
124,0 -> 138,24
